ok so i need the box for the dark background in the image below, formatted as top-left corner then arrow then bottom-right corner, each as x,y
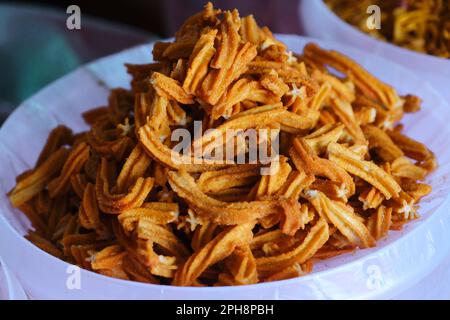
0,0 -> 301,122
5,0 -> 301,38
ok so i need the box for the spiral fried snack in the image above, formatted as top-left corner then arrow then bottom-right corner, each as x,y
325,0 -> 450,58
8,2 -> 436,286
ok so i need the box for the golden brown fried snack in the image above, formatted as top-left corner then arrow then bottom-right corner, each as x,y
173,223 -> 254,286
96,158 -> 154,214
305,190 -> 375,248
327,142 -> 401,199
8,2 -> 435,287
325,0 -> 450,59
167,169 -> 281,225
9,148 -> 69,207
256,219 -> 329,278
48,142 -> 90,198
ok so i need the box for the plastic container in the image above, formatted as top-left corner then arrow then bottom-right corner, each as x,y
298,0 -> 450,102
1,35 -> 450,299
0,257 -> 28,300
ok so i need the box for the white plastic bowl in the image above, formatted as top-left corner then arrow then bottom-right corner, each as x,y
298,0 -> 450,102
0,257 -> 28,300
1,35 -> 450,299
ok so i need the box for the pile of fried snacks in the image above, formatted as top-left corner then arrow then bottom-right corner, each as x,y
8,2 -> 436,286
325,0 -> 450,58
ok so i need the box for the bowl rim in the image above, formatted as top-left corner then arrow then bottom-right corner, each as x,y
1,34 -> 450,299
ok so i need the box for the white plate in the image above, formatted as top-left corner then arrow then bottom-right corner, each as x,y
1,35 -> 450,299
298,0 -> 450,102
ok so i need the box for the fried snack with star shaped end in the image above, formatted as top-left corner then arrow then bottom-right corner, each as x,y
390,156 -> 428,181
367,205 -> 392,240
91,245 -> 129,280
313,244 -> 356,260
246,59 -> 307,83
19,202 -> 48,238
131,231 -> 186,279
303,123 -> 344,156
136,239 -> 179,278
9,148 -> 69,207
358,187 -> 385,211
254,156 -> 292,198
138,103 -> 228,172
387,127 -> 434,162
153,39 -> 196,62
363,124 -> 404,162
260,71 -> 290,97
122,254 -> 160,284
167,100 -> 189,126
278,110 -> 316,134
70,174 -> 87,199
167,169 -> 282,225
290,137 -> 355,197
176,208 -> 204,235
172,223 -> 254,286
24,232 -> 62,260
283,77 -> 319,109
118,202 -> 179,233
47,142 -> 90,198
192,104 -> 287,156
200,42 -> 258,106
216,246 -> 258,286
304,43 -> 402,110
87,119 -> 133,161
262,260 -> 313,282
137,219 -> 190,261
211,9 -> 240,69
239,14 -> 264,45
355,106 -> 377,125
150,72 -> 194,105
250,229 -> 289,252
304,190 -> 375,248
78,183 -> 100,231
196,164 -> 260,194
279,200 -> 314,236
191,221 -> 218,252
329,98 -> 366,144
275,170 -> 315,201
96,158 -> 154,214
35,125 -> 73,167
402,182 -> 432,203
256,218 -> 329,278
311,70 -> 355,103
212,78 -> 279,119
310,179 -> 349,202
133,92 -> 152,131
144,93 -> 171,141
327,142 -> 401,199
115,145 -> 152,194
183,28 -> 218,94
389,191 -> 419,222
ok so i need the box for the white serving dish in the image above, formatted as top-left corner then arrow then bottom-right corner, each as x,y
0,256 -> 28,300
298,0 -> 450,102
1,35 -> 450,299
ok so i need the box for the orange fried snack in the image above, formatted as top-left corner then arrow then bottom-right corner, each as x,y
8,2 -> 435,287
325,0 -> 450,59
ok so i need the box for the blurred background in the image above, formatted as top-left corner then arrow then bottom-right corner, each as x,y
0,0 -> 301,123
